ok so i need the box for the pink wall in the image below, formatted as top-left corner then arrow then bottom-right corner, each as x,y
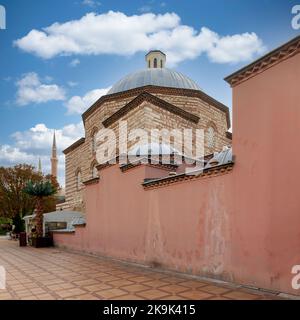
229,52 -> 300,294
54,52 -> 300,295
54,164 -> 235,278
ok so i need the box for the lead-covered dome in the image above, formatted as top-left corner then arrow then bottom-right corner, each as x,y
108,68 -> 201,94
108,50 -> 201,94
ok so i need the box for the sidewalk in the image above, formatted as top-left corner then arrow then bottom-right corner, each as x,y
0,238 -> 282,300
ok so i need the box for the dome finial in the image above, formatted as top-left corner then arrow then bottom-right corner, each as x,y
145,50 -> 166,69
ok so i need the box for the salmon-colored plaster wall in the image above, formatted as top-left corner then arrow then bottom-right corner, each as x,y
54,164 -> 234,278
228,53 -> 300,295
54,52 -> 300,295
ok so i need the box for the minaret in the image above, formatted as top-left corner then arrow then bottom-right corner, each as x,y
38,158 -> 42,173
51,131 -> 58,178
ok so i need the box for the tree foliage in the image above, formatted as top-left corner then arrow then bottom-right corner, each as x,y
0,164 -> 59,220
23,180 -> 56,198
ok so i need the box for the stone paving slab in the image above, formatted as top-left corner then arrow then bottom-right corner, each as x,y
0,238 -> 282,300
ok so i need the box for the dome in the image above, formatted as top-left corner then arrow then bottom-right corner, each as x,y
108,68 -> 201,94
205,147 -> 233,169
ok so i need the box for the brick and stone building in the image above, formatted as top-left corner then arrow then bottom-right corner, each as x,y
54,35 -> 300,296
63,51 -> 232,212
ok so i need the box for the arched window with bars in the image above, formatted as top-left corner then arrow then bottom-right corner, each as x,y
91,128 -> 98,153
91,161 -> 99,179
207,125 -> 216,149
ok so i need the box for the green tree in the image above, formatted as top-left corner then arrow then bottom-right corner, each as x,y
0,165 -> 60,232
23,180 -> 56,237
0,164 -> 41,220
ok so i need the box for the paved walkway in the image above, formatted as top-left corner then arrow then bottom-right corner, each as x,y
0,238 -> 281,300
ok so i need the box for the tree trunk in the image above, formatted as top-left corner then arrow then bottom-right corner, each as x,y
35,197 -> 43,237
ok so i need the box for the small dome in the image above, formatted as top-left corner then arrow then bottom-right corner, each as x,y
205,147 -> 233,169
108,68 -> 201,94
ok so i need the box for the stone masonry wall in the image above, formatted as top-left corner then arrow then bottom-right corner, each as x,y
63,92 -> 231,212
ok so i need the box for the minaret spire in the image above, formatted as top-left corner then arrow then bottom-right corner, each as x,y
51,130 -> 58,178
38,158 -> 42,173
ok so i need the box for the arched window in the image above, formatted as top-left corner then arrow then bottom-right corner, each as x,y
154,58 -> 157,68
91,162 -> 98,178
91,128 -> 98,153
76,170 -> 82,190
207,126 -> 215,149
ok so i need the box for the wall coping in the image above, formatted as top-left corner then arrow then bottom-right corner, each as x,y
225,35 -> 300,87
83,177 -> 100,186
143,162 -> 234,189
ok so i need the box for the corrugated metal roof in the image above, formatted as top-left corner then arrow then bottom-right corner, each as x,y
108,68 -> 201,94
23,211 -> 85,232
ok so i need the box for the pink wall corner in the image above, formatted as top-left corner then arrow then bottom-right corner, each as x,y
229,53 -> 300,294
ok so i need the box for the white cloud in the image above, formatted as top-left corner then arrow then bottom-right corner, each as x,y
66,87 -> 111,114
0,122 -> 84,186
0,145 -> 35,163
69,58 -> 80,67
14,11 -> 266,66
82,0 -> 101,7
16,72 -> 66,106
12,122 -> 84,153
205,30 -> 266,64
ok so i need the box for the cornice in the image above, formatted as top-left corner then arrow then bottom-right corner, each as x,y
225,35 -> 300,87
82,177 -> 100,186
63,138 -> 85,155
143,163 -> 234,189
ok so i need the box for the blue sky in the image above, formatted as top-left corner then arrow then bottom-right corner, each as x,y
0,0 -> 299,185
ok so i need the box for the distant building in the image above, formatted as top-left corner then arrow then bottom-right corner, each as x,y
51,131 -> 58,179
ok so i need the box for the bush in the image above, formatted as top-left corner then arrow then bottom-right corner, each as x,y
0,217 -> 12,235
0,217 -> 12,225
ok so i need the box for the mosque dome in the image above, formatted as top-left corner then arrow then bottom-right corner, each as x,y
108,50 -> 201,94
